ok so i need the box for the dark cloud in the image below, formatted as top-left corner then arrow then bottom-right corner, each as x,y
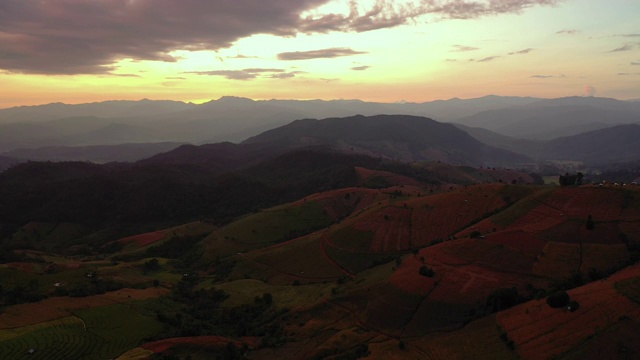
351,65 -> 371,71
278,48 -> 367,60
610,43 -> 640,52
556,29 -> 578,35
185,68 -> 288,80
451,45 -> 479,52
0,0 -> 564,75
0,0 -> 328,74
509,48 -> 533,55
425,0 -> 562,20
531,74 -> 565,78
478,56 -> 500,62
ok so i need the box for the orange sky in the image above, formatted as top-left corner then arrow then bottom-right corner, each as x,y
1,0 -> 639,108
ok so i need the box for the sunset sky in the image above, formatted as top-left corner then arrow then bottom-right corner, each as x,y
0,0 -> 638,108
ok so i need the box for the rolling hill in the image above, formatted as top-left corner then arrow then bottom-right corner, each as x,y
244,114 -> 532,166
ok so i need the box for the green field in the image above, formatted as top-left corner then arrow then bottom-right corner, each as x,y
0,303 -> 162,360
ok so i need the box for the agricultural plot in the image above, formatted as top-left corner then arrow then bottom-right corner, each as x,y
532,241 -> 581,279
0,288 -> 168,329
539,220 -> 623,245
497,267 -> 640,360
243,232 -> 346,282
408,315 -> 517,360
0,303 -> 162,360
208,279 -> 331,310
409,184 -> 513,247
204,200 -> 333,258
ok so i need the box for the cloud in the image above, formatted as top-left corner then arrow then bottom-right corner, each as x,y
556,29 -> 578,35
351,65 -> 371,71
632,61 -> 640,66
618,72 -> 640,76
451,45 -> 479,52
610,43 -> 640,52
615,33 -> 640,38
185,68 -> 288,80
509,48 -> 533,55
0,0 -> 328,74
530,74 -> 565,78
478,56 -> 500,62
0,0 -> 564,74
584,85 -> 596,97
166,76 -> 186,80
278,48 -> 367,60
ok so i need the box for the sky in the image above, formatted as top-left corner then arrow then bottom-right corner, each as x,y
0,0 -> 638,108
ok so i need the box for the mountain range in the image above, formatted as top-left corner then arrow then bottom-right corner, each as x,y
1,95 -> 638,168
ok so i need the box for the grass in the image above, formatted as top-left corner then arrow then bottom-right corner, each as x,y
210,279 -> 332,309
0,302 -> 163,360
327,226 -> 375,252
205,201 -> 333,258
491,188 -> 554,227
615,277 -> 640,304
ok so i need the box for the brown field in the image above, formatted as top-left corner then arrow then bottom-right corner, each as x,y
118,231 -> 165,247
497,263 -> 640,360
539,220 -> 623,245
485,230 -> 547,256
0,287 -> 169,329
355,167 -> 426,187
141,335 -> 257,353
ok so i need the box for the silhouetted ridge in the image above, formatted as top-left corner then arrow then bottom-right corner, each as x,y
244,114 -> 531,166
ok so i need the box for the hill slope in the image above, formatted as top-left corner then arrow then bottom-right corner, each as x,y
244,114 -> 532,166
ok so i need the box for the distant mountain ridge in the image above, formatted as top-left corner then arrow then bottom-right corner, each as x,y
243,114 -> 532,166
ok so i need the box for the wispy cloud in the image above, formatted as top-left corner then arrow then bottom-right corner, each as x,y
509,48 -> 534,55
609,43 -> 640,52
618,72 -> 640,76
478,56 -> 500,62
556,29 -> 579,35
530,74 -> 566,78
351,65 -> 371,71
632,61 -> 640,66
451,45 -> 479,52
278,48 -> 367,60
185,68 -> 289,80
614,33 -> 640,38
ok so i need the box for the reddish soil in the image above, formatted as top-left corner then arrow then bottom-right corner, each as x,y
355,167 -> 425,187
497,263 -> 640,360
142,336 -> 259,353
389,256 -> 437,296
352,206 -> 413,252
485,230 -> 547,255
539,220 -> 623,244
118,231 -> 165,247
507,203 -> 567,233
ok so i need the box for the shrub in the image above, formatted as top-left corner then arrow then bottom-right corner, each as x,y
546,291 -> 570,308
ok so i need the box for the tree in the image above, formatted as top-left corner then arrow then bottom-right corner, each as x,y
586,214 -> 595,230
419,265 -> 434,277
546,291 -> 570,308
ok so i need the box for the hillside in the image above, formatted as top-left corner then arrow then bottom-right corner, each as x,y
1,156 -> 640,359
457,123 -> 640,165
244,114 -> 532,167
2,142 -> 186,163
453,96 -> 640,140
